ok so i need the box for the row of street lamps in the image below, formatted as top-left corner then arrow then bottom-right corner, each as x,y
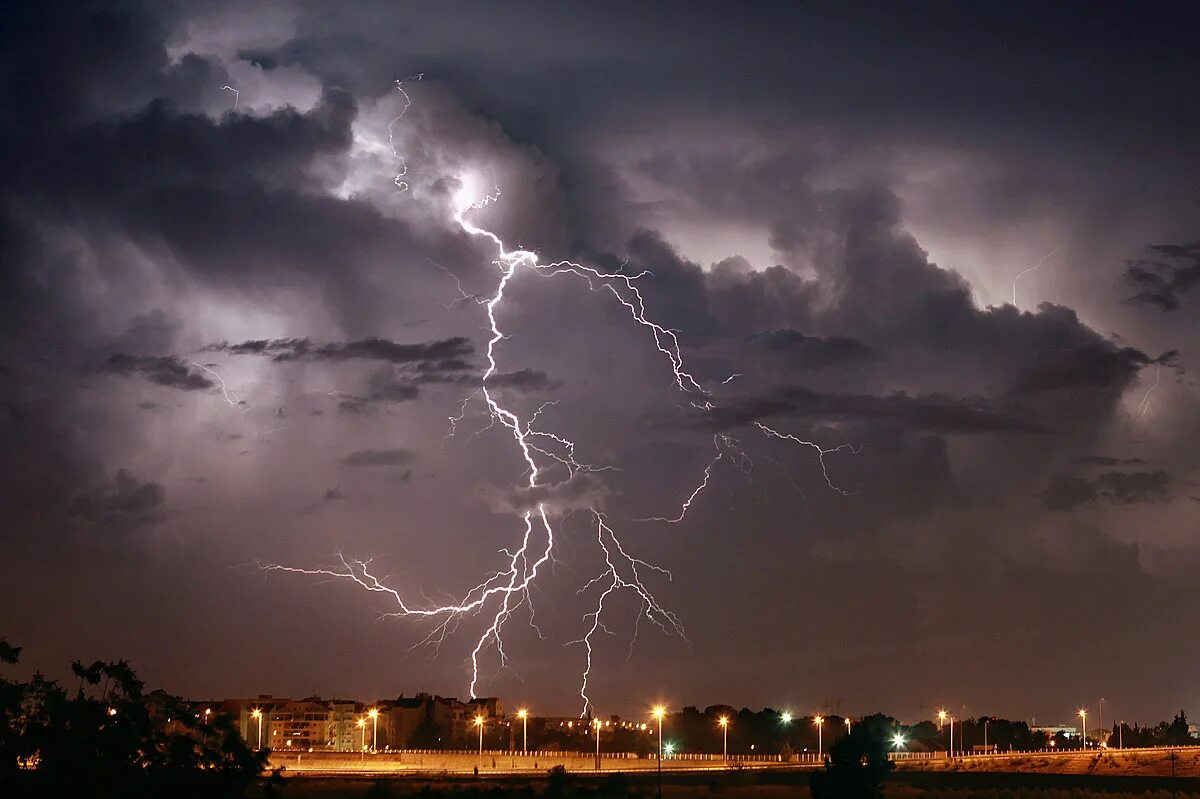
245,703 -> 1106,757
246,703 -> 846,756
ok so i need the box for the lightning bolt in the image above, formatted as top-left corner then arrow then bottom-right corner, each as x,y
388,74 -> 423,192
191,361 -> 248,409
260,78 -> 856,711
570,511 -> 685,716
633,435 -> 725,523
1138,365 -> 1161,418
754,422 -> 861,495
1011,246 -> 1063,307
221,85 -> 239,110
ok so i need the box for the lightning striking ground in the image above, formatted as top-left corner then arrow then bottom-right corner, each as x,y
261,79 -> 854,711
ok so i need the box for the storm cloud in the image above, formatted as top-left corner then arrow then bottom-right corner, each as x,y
1,1 -> 1198,723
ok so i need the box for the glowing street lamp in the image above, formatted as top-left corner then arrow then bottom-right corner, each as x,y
1078,709 -> 1087,749
593,718 -> 602,771
780,711 -> 794,725
368,708 -> 379,752
814,716 -> 825,758
475,715 -> 485,757
718,716 -> 730,764
937,709 -> 955,757
517,709 -> 529,754
652,706 -> 667,799
845,717 -> 852,736
357,718 -> 366,760
251,708 -> 263,750
892,732 -> 906,750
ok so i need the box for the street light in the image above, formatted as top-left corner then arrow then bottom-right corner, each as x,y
475,715 -> 485,757
1078,709 -> 1087,749
369,708 -> 380,752
517,709 -> 528,754
814,716 -> 824,758
357,718 -> 366,760
593,718 -> 602,771
718,716 -> 729,764
251,708 -> 263,750
845,717 -> 852,736
780,711 -> 794,725
892,732 -> 906,750
938,710 -> 953,758
652,706 -> 667,799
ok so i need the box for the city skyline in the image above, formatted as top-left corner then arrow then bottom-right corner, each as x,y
3,2 -> 1200,723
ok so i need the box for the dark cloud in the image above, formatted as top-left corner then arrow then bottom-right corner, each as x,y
1074,455 -> 1146,467
485,369 -> 563,392
68,468 -> 166,533
323,488 -> 345,501
704,386 -> 1055,436
1043,470 -> 1171,511
99,353 -> 213,391
1010,341 -> 1165,394
215,336 -> 473,365
752,330 -> 879,370
339,448 -> 416,467
1124,240 -> 1200,311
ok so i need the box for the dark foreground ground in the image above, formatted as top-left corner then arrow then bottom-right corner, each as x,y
268,766 -> 1200,799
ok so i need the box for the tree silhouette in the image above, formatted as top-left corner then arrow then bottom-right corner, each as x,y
810,714 -> 894,799
1,640 -> 269,797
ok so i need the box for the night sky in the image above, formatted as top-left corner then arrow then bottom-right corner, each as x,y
3,2 -> 1199,724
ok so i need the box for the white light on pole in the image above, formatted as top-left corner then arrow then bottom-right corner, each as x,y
369,708 -> 379,752
814,716 -> 824,758
475,715 -> 485,757
1078,709 -> 1087,749
518,709 -> 528,754
252,708 -> 263,750
718,716 -> 729,765
594,718 -> 601,771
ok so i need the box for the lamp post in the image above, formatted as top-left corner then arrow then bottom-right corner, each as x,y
718,716 -> 729,765
369,708 -> 379,752
1078,709 -> 1087,750
814,716 -> 824,758
518,709 -> 528,754
594,718 -> 602,771
938,710 -> 953,758
653,706 -> 666,799
984,719 -> 990,754
845,717 -> 852,736
475,715 -> 485,758
357,718 -> 366,760
1119,721 -> 1124,750
251,708 -> 263,750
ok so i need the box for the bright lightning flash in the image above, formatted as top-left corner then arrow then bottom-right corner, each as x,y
262,81 -> 855,713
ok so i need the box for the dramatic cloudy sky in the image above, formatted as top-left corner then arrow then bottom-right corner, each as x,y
3,1 -> 1199,723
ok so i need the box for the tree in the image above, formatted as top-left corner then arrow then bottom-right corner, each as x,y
1,641 -> 269,797
810,715 -> 895,799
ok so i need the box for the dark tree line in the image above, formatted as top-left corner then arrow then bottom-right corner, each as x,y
1,638 -> 270,798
